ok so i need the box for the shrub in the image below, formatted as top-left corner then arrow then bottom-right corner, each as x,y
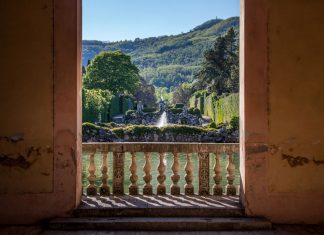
125,109 -> 136,117
100,122 -> 118,128
82,122 -> 103,135
162,125 -> 207,135
230,116 -> 239,130
125,125 -> 161,135
143,107 -> 158,113
193,90 -> 208,98
111,127 -> 125,138
208,122 -> 217,129
174,103 -> 184,109
109,95 -> 120,119
169,108 -> 182,114
188,107 -> 201,117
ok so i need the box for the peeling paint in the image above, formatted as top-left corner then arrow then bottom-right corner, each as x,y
0,146 -> 50,169
282,153 -> 309,167
0,133 -> 24,143
246,144 -> 268,155
313,158 -> 324,166
0,154 -> 35,169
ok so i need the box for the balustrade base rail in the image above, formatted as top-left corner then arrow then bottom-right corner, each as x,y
83,142 -> 239,197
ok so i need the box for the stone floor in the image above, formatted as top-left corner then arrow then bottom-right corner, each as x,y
79,195 -> 241,209
0,225 -> 324,235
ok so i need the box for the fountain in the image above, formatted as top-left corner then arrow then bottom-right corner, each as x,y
156,111 -> 168,128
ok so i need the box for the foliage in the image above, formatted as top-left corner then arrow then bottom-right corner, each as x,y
208,122 -> 217,129
119,124 -> 208,136
174,103 -> 184,109
169,108 -> 183,114
161,125 -> 206,135
82,88 -> 112,123
215,93 -> 239,124
196,27 -> 239,95
100,122 -> 118,128
188,107 -> 201,117
109,95 -> 120,119
230,116 -> 239,130
155,87 -> 173,102
134,78 -> 156,108
110,127 -> 125,138
143,107 -> 158,113
125,125 -> 161,136
192,90 -> 208,98
172,83 -> 193,105
82,17 -> 239,89
106,95 -> 134,120
189,92 -> 239,124
125,110 -> 136,117
83,51 -> 140,94
82,122 -> 102,135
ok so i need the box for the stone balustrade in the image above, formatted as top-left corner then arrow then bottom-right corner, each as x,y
83,142 -> 239,196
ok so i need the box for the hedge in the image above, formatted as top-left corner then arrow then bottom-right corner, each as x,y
189,92 -> 239,124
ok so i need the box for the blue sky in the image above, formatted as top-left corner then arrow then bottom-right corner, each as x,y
83,0 -> 240,41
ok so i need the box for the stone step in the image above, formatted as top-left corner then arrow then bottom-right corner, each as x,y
48,217 -> 272,231
74,207 -> 245,218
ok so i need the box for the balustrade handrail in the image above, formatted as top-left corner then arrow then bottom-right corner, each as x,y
83,142 -> 239,153
82,142 -> 239,197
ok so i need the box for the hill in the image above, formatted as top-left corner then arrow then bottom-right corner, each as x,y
82,17 -> 239,89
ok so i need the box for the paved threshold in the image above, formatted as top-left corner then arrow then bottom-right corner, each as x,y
75,195 -> 244,217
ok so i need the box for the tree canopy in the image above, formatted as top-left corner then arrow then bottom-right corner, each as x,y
83,51 -> 140,94
196,27 -> 239,95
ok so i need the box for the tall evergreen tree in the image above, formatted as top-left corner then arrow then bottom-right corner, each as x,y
196,27 -> 239,95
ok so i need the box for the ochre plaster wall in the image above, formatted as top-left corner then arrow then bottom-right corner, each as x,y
0,0 -> 82,224
241,0 -> 324,223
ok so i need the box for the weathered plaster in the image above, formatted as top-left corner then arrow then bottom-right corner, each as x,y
242,0 -> 324,223
0,0 -> 54,194
0,0 -> 82,224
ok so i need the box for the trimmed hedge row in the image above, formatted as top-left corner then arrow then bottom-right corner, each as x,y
82,123 -> 215,139
189,92 -> 239,124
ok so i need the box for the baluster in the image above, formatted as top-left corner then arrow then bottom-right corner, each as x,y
171,152 -> 180,195
99,151 -> 110,196
184,153 -> 194,195
113,152 -> 125,195
157,152 -> 166,195
129,152 -> 138,195
143,152 -> 153,195
198,152 -> 210,195
226,146 -> 236,196
86,149 -> 97,196
213,148 -> 223,195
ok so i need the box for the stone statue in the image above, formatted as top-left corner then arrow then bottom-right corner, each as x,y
182,105 -> 188,116
137,101 -> 144,115
128,98 -> 133,110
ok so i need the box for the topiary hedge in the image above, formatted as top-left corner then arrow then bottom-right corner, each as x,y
230,116 -> 239,130
82,122 -> 104,136
143,107 -> 158,113
102,124 -> 211,138
189,92 -> 239,124
208,122 -> 217,129
174,103 -> 184,109
188,107 -> 201,117
169,108 -> 182,114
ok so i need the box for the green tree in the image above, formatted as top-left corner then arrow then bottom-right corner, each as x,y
196,27 -> 239,95
172,83 -> 193,105
134,78 -> 156,108
83,51 -> 140,94
82,88 -> 112,123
